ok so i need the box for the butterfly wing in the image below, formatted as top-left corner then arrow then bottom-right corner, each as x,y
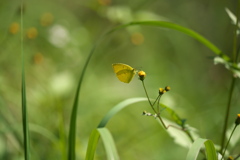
112,63 -> 136,83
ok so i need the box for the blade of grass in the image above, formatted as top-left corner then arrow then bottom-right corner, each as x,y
98,97 -> 147,128
21,2 -> 30,160
85,128 -> 119,160
107,21 -> 228,61
86,98 -> 147,160
85,129 -> 100,160
68,43 -> 99,160
186,138 -> 217,160
97,128 -> 119,160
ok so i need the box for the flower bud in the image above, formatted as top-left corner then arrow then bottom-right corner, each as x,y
235,114 -> 240,125
142,111 -> 147,115
159,88 -> 166,95
138,71 -> 146,81
165,86 -> 171,91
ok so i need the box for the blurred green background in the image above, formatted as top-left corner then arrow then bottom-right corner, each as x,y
1,0 -> 240,159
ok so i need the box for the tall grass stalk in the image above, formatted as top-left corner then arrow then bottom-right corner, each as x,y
220,1 -> 239,154
68,44 -> 98,160
20,2 -> 30,160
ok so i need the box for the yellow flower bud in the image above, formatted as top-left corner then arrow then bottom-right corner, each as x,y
227,156 -> 234,160
235,114 -> 240,125
138,71 -> 146,81
165,86 -> 171,91
159,88 -> 166,95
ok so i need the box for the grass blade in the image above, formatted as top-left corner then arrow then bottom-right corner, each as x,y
85,128 -> 119,160
21,2 -> 30,160
107,21 -> 228,61
98,97 -> 147,128
86,98 -> 147,159
186,138 -> 217,160
68,43 -> 99,159
97,128 -> 119,160
85,129 -> 100,160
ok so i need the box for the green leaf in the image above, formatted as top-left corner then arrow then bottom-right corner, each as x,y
85,129 -> 100,160
107,21 -> 229,61
160,103 -> 185,128
85,128 -> 119,160
98,97 -> 148,128
97,128 -> 119,160
186,138 -> 218,160
21,3 -> 30,160
68,33 -> 99,160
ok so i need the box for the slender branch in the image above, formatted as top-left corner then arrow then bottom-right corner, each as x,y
221,125 -> 238,160
220,77 -> 236,154
141,81 -> 157,112
152,94 -> 160,107
156,95 -> 161,113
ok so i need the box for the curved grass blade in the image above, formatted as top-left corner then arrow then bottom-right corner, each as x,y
85,128 -> 119,160
97,128 -> 119,160
98,97 -> 148,128
20,2 -> 30,160
85,129 -> 100,160
186,138 -> 217,160
86,98 -> 147,160
68,41 -> 99,160
107,21 -> 228,61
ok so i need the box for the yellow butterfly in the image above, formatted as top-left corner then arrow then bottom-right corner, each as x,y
112,63 -> 136,83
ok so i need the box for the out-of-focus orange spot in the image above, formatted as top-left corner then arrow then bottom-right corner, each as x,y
98,0 -> 111,6
9,22 -> 19,34
26,27 -> 38,39
33,52 -> 44,64
40,12 -> 54,27
131,32 -> 144,45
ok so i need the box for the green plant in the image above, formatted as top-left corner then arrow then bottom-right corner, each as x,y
15,1 -> 240,160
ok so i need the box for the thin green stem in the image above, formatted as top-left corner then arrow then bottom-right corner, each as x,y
141,81 -> 156,112
221,125 -> 238,160
233,0 -> 240,63
152,94 -> 160,107
220,77 -> 236,154
220,1 -> 240,153
156,95 -> 161,113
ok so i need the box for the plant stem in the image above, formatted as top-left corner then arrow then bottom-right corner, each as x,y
220,1 -> 240,153
220,77 -> 236,154
221,124 -> 238,160
141,81 -> 156,112
157,95 -> 161,113
233,0 -> 240,63
141,80 -> 195,144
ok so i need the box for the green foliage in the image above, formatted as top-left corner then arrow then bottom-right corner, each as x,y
2,0 -> 240,160
186,138 -> 217,160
